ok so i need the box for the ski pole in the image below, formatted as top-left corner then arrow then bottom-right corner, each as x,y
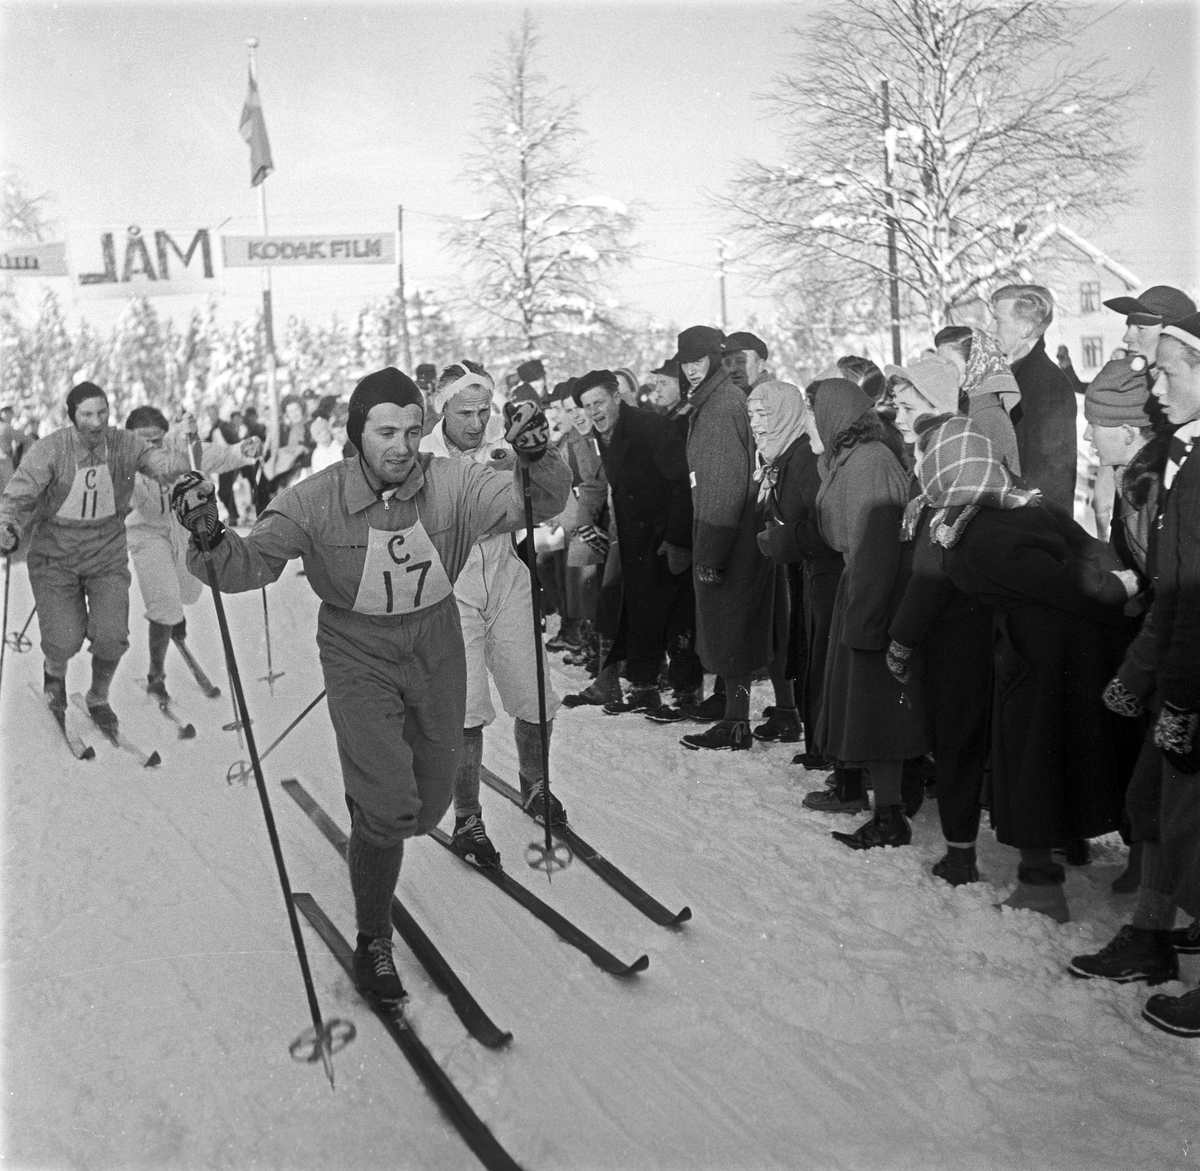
195,527 -> 349,1087
0,556 -> 10,697
6,604 -> 34,652
227,688 -> 327,786
517,464 -> 572,879
259,588 -> 285,692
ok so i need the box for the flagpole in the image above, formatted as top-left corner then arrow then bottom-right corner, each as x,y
247,36 -> 279,477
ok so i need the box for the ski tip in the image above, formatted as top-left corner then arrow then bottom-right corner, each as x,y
624,954 -> 651,976
144,751 -> 162,768
178,724 -> 196,740
671,906 -> 693,926
80,746 -> 96,761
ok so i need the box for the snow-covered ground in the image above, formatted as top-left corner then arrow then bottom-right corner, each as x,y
3,557 -> 1196,1171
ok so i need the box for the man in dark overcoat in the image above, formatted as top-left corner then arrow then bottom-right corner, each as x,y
674,326 -> 777,751
991,284 -> 1078,510
573,370 -> 701,713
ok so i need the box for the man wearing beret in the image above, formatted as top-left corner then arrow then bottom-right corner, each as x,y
990,284 -> 1078,511
172,368 -> 570,1005
722,331 -> 770,396
1080,312 -> 1200,1038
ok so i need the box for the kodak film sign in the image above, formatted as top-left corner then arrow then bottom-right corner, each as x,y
221,233 -> 395,267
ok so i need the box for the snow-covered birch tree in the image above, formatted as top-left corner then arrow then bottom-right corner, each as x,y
729,0 -> 1136,332
446,12 -> 635,366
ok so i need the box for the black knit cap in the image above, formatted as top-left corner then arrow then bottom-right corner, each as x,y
517,358 -> 546,383
550,378 -> 577,403
674,325 -> 726,364
66,381 -> 108,423
571,369 -> 619,406
722,331 -> 768,359
347,368 -> 424,451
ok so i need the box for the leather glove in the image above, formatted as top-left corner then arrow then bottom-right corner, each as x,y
1102,677 -> 1144,718
696,565 -> 723,586
886,640 -> 914,685
171,471 -> 224,546
0,522 -> 19,556
658,541 -> 692,575
503,400 -> 549,463
576,524 -> 610,558
239,436 -> 263,460
1154,701 -> 1200,775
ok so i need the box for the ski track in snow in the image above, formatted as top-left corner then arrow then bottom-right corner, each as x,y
2,559 -> 1196,1171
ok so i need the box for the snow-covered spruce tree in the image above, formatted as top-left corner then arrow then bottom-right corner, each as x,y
26,288 -> 74,414
108,296 -> 170,418
446,11 -> 635,369
1,169 -> 54,243
728,0 -> 1136,333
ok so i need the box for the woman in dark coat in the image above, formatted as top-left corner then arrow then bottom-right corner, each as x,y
903,415 -> 1137,921
675,325 -> 777,751
751,380 -> 844,769
812,379 -> 925,848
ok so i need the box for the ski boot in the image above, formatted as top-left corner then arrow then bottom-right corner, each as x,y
831,804 -> 911,850
680,720 -> 751,751
520,776 -> 568,826
451,814 -> 502,869
353,934 -> 407,1004
1068,925 -> 1179,985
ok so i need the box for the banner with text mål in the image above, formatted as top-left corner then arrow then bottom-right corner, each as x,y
221,233 -> 396,267
1,242 -> 69,276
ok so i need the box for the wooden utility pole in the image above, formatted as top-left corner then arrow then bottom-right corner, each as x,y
881,77 -> 903,366
397,205 -> 412,371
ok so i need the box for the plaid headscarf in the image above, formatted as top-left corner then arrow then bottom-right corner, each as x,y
904,415 -> 1038,546
962,327 -> 1021,411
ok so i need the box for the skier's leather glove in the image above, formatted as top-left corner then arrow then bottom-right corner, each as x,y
1154,701 -> 1200,775
171,471 -> 225,547
886,640 -> 914,685
1102,677 -> 1144,718
0,522 -> 19,556
696,564 -> 723,586
576,524 -> 610,558
658,541 -> 692,575
503,400 -> 549,463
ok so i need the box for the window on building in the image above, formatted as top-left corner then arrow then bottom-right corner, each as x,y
1082,336 -> 1105,369
1080,281 -> 1102,313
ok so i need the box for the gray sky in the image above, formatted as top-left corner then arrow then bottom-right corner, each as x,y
1,0 -> 1196,338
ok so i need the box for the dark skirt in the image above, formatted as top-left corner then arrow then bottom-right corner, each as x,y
815,571 -> 926,762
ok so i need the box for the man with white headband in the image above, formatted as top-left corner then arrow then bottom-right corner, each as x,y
420,361 -> 565,869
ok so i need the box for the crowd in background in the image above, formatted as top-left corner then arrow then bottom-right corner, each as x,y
2,277 -> 1198,1042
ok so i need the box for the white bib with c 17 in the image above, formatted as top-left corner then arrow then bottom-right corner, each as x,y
351,518 -> 453,616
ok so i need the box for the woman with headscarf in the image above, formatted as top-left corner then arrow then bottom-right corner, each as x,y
675,325 -> 777,751
811,379 -> 925,847
886,363 -> 994,885
935,326 -> 1022,475
895,414 -> 1137,921
747,379 -> 815,744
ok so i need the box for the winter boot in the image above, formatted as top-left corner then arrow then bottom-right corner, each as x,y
752,706 -> 802,743
680,719 -> 751,752
685,692 -> 727,723
1142,985 -> 1200,1038
604,685 -> 662,715
1111,842 -> 1144,894
451,813 -> 502,869
563,643 -> 621,706
1068,925 -> 1179,985
996,863 -> 1070,924
932,845 -> 979,886
147,620 -> 173,700
802,766 -> 869,813
353,934 -> 407,1004
546,618 -> 582,653
831,803 -> 911,850
86,655 -> 120,736
1169,919 -> 1200,955
43,669 -> 67,720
